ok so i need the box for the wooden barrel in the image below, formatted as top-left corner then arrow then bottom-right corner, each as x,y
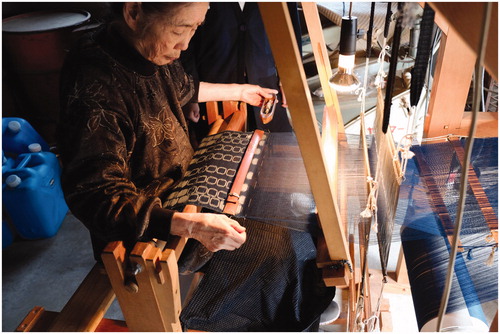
3,10 -> 91,145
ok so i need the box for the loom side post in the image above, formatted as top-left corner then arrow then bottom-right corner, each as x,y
259,3 -> 351,278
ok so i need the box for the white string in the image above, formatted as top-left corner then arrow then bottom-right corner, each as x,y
354,295 -> 366,332
358,52 -> 377,223
364,314 -> 381,332
393,133 -> 415,180
360,176 -> 378,219
421,134 -> 456,142
374,38 -> 389,89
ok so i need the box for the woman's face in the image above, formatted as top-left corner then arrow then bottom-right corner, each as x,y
136,3 -> 208,66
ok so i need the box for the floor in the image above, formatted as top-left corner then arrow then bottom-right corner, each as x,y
2,212 -> 124,331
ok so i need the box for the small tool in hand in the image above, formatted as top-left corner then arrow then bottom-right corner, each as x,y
260,93 -> 277,124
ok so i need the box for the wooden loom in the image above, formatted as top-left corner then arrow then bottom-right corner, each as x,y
17,2 -> 498,332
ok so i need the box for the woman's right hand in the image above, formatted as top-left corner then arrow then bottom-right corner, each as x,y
170,212 -> 247,252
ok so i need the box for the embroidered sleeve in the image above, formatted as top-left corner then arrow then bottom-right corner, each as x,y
59,69 -> 174,249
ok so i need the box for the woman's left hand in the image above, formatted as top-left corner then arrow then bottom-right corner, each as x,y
238,84 -> 278,107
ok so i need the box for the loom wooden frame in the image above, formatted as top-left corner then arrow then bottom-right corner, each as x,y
16,2 -> 498,332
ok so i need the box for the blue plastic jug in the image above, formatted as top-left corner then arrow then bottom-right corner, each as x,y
2,117 -> 50,155
2,152 -> 68,239
2,151 -> 14,174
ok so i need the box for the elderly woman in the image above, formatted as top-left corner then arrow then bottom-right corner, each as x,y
57,2 -> 279,256
58,2 -> 334,331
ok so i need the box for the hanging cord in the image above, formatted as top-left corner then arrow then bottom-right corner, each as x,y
364,279 -> 386,332
394,132 -> 415,180
436,3 -> 493,332
394,4 -> 435,181
354,217 -> 376,332
393,98 -> 416,181
375,3 -> 393,88
358,2 -> 377,220
382,2 -> 404,134
356,2 -> 375,101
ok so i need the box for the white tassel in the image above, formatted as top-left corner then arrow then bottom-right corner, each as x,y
361,176 -> 378,219
486,246 -> 497,266
360,207 -> 373,218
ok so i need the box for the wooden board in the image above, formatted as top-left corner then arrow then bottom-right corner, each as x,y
48,263 -> 116,332
423,26 -> 476,138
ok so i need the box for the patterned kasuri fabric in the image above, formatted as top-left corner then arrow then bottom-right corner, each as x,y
180,217 -> 336,331
163,131 -> 264,212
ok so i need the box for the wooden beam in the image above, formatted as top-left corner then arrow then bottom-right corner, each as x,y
429,2 -> 498,80
48,263 -> 115,332
206,101 -> 220,125
259,3 -> 350,267
301,2 -> 344,131
423,26 -> 476,138
457,112 -> 498,138
102,241 -> 170,332
16,306 -> 47,332
153,248 -> 183,331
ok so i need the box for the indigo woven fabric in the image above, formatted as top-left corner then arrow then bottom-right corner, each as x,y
163,131 -> 254,213
180,217 -> 335,331
398,138 -> 498,330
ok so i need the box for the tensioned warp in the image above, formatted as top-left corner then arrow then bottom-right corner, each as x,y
397,138 -> 498,331
166,131 -> 371,331
165,131 -> 370,240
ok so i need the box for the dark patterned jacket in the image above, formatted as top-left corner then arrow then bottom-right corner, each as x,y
58,24 -> 198,258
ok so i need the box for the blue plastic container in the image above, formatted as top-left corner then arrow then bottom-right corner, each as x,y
2,151 -> 15,174
2,152 -> 68,239
2,117 -> 50,155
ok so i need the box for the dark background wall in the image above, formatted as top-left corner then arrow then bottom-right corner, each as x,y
2,2 -> 110,21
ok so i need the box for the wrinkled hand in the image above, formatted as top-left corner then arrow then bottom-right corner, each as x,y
171,212 -> 246,252
182,103 -> 200,123
239,84 -> 278,107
